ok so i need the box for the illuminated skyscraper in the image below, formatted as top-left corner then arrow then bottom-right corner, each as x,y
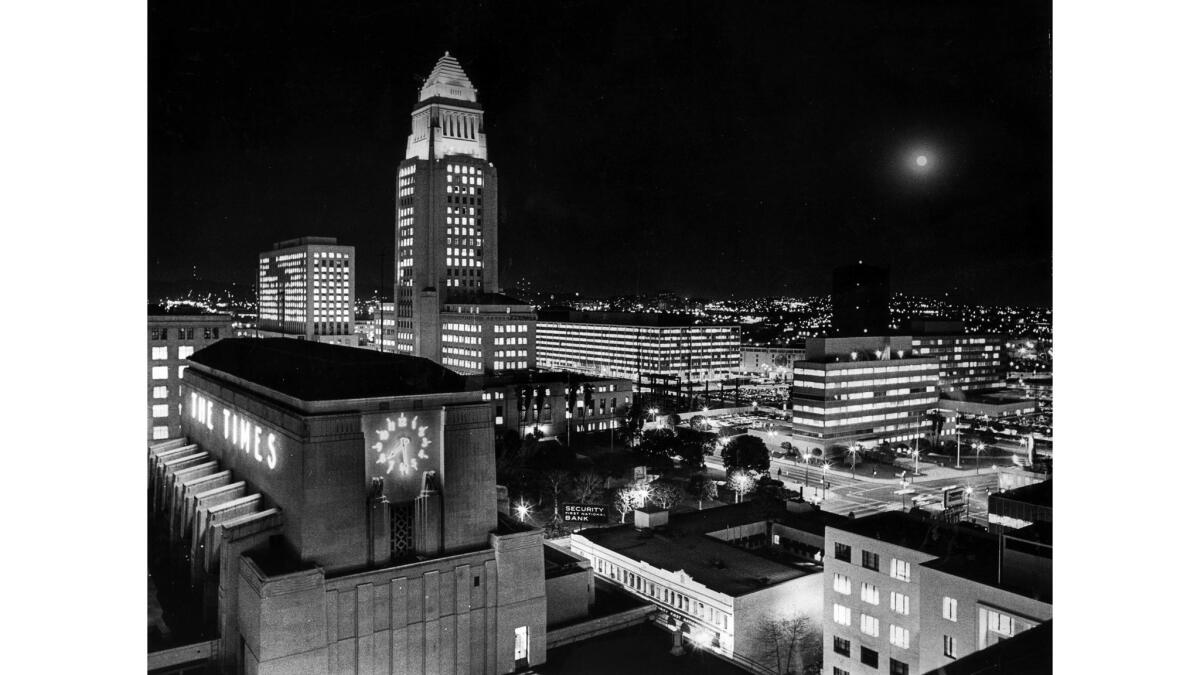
394,53 -> 535,373
257,236 -> 356,346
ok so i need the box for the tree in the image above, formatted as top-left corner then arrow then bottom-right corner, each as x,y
572,471 -> 605,504
640,428 -> 679,458
648,479 -> 683,511
753,612 -> 822,675
686,472 -> 718,510
541,470 -> 571,523
721,434 -> 771,474
613,484 -> 645,523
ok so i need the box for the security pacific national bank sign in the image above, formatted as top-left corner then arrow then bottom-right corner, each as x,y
187,391 -> 281,470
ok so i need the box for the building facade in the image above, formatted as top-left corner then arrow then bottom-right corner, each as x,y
257,237 -> 356,346
148,339 -> 549,674
910,333 -> 1006,395
391,53 -> 534,371
466,372 -> 633,439
789,337 -> 939,455
148,310 -> 233,440
535,311 -> 741,389
569,502 -> 838,671
822,512 -> 1051,675
740,345 -> 806,379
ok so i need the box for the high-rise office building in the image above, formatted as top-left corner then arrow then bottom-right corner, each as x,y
257,237 -> 356,346
831,262 -> 891,337
393,53 -> 534,373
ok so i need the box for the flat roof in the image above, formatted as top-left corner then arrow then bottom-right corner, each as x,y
830,510 -> 997,558
463,370 -> 630,389
537,309 -> 736,328
994,479 -> 1053,508
187,338 -> 467,401
577,501 -> 841,597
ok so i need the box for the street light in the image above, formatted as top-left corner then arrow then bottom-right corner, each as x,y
848,444 -> 860,480
964,486 -> 974,521
821,463 -> 830,499
514,502 -> 531,522
802,449 -> 812,487
972,442 -> 985,475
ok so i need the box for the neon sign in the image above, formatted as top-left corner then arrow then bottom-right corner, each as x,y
188,392 -> 280,469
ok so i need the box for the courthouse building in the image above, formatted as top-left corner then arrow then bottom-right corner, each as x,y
257,237 -> 357,347
148,339 -> 551,674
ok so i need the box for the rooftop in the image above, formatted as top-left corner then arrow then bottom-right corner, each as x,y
576,501 -> 841,597
271,236 -> 342,249
537,309 -> 736,328
463,370 -> 629,389
925,620 -> 1052,675
831,510 -> 996,559
444,292 -> 533,308
418,52 -> 478,104
994,479 -> 1053,508
187,338 -> 467,401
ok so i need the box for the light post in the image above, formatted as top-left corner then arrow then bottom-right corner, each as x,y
803,450 -> 812,487
848,444 -> 860,480
972,442 -> 984,476
821,463 -> 830,499
964,486 -> 974,521
955,430 -> 963,469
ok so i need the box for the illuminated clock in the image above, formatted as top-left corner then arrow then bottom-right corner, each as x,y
366,411 -> 441,502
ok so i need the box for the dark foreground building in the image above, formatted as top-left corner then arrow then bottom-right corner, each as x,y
149,339 -> 548,674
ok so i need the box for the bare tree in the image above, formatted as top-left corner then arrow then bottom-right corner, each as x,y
753,611 -> 822,675
612,485 -> 642,523
573,471 -> 605,504
542,470 -> 571,523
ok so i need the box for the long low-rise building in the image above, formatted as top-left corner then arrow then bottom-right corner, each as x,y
569,500 -> 845,671
535,310 -> 741,389
464,371 -> 633,439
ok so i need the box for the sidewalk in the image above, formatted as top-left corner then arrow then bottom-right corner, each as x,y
778,458 -> 985,484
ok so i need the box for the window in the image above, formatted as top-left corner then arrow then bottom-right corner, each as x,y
862,550 -> 879,571
152,425 -> 169,440
943,635 -> 957,659
833,636 -> 851,656
860,646 -> 878,668
943,597 -> 958,622
889,592 -> 910,615
212,327 -> 220,339
178,346 -> 194,359
151,366 -> 168,380
178,366 -> 187,379
889,624 -> 910,649
833,604 -> 852,626
890,558 -> 911,582
834,542 -> 851,561
860,613 -> 879,637
151,347 -> 168,360
152,405 -> 169,418
833,573 -> 852,595
152,386 -> 168,399
860,582 -> 880,605
889,658 -> 909,675
834,669 -> 850,675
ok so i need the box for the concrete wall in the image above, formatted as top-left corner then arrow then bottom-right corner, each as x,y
734,573 -> 824,669
238,529 -> 548,675
916,566 -> 1052,673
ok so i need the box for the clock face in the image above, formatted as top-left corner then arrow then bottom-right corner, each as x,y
363,409 -> 443,502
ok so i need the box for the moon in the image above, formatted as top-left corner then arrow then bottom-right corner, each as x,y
916,155 -> 928,167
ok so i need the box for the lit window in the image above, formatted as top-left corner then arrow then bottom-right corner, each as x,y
943,597 -> 957,622
151,346 -> 168,360
889,624 -> 910,649
833,604 -> 852,626
859,613 -> 879,637
178,346 -> 194,359
151,366 -> 168,380
178,366 -> 187,379
860,582 -> 880,605
889,591 -> 910,615
152,386 -> 168,399
152,404 -> 169,418
890,558 -> 911,582
152,426 -> 169,440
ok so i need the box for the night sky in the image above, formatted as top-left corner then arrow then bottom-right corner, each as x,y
149,0 -> 1051,305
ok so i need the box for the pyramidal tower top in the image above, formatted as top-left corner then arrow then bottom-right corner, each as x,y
417,52 -> 478,104
405,52 -> 487,161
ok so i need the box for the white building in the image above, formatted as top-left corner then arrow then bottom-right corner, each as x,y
257,236 -> 356,346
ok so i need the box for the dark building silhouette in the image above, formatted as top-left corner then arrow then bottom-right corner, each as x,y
831,262 -> 891,336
